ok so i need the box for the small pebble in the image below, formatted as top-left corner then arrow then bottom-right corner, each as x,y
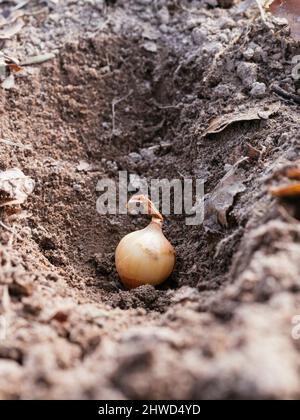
191,27 -> 208,45
140,147 -> 156,162
157,7 -> 170,25
214,84 -> 231,98
128,152 -> 142,163
143,41 -> 157,53
250,82 -> 267,98
237,62 -> 258,88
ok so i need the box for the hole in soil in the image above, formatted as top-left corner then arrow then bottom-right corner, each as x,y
2,35 -> 244,312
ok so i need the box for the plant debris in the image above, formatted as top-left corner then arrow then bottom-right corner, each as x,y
206,159 -> 247,227
272,84 -> 300,105
203,103 -> 280,136
0,168 -> 35,207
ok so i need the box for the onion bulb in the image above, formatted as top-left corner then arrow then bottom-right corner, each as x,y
115,195 -> 176,289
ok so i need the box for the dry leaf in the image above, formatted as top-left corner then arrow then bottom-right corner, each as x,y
246,142 -> 263,159
0,168 -> 35,207
268,0 -> 300,40
203,103 -> 280,136
206,160 -> 247,226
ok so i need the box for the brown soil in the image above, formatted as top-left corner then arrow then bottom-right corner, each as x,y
1,0 -> 300,399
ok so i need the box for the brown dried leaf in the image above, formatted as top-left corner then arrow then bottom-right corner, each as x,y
268,0 -> 300,40
246,142 -> 263,160
0,168 -> 35,207
203,103 -> 280,136
207,160 -> 247,227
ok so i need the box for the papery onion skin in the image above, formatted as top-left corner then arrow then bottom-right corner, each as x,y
115,222 -> 176,289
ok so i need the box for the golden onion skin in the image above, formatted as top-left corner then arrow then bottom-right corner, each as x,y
115,222 -> 175,289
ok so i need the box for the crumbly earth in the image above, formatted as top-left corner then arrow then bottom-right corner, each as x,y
0,0 -> 300,399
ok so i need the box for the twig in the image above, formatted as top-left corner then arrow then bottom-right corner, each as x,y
272,84 -> 300,105
111,90 -> 133,136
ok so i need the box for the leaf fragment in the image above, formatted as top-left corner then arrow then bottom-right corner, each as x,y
203,103 -> 280,136
0,168 -> 35,207
206,159 -> 247,227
